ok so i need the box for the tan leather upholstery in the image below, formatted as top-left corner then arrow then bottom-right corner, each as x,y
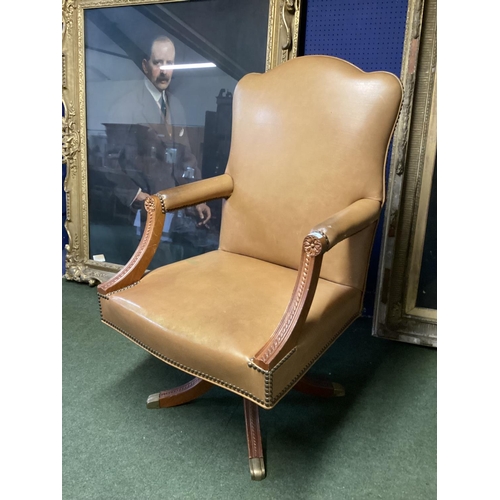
100,251 -> 361,407
220,56 -> 402,288
98,55 -> 402,410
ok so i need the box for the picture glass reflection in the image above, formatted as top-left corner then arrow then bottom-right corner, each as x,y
84,1 -> 268,268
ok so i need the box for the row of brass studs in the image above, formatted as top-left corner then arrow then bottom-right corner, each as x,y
271,314 -> 359,405
101,318 -> 269,407
248,347 -> 297,405
97,296 -> 104,318
156,194 -> 168,214
157,193 -> 227,215
318,230 -> 330,250
265,372 -> 272,405
97,281 -> 139,300
99,304 -> 358,408
247,347 -> 297,375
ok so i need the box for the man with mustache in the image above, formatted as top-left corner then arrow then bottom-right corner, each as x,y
104,35 -> 211,267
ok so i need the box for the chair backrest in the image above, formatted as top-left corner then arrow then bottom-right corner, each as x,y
219,55 -> 402,289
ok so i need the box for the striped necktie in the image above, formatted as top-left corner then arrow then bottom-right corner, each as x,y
159,94 -> 167,121
160,93 -> 172,136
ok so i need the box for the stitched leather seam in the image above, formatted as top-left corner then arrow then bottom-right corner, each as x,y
101,319 -> 268,407
327,280 -> 364,292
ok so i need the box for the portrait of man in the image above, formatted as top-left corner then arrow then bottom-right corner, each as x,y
93,35 -> 214,267
107,35 -> 211,266
83,4 -> 258,269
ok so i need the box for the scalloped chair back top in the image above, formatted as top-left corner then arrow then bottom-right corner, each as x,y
219,55 -> 402,289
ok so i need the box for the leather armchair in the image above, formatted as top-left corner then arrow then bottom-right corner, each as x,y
97,55 -> 403,480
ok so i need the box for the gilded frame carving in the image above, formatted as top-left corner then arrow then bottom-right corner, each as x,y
62,0 -> 303,285
373,0 -> 437,347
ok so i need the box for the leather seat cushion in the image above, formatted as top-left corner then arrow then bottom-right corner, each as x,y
99,250 -> 362,408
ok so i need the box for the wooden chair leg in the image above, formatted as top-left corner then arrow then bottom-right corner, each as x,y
293,374 -> 345,398
146,377 -> 213,409
243,399 -> 266,481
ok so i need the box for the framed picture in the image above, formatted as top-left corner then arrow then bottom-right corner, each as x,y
372,0 -> 437,346
62,0 -> 304,285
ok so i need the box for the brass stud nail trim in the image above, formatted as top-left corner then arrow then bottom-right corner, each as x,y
158,193 -> 229,215
271,314 -> 359,404
248,347 -> 297,375
100,309 -> 358,408
101,318 -> 268,407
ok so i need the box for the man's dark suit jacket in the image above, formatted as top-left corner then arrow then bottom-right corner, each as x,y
105,81 -> 200,214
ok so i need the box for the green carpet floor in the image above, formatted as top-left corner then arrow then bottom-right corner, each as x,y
62,278 -> 436,499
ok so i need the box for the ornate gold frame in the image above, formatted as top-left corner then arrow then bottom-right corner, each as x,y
62,0 -> 303,285
373,0 -> 437,347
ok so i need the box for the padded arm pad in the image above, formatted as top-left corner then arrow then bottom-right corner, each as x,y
310,198 -> 381,252
157,174 -> 234,213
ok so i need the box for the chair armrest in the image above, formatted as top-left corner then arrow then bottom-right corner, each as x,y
97,195 -> 166,295
97,175 -> 234,295
310,198 -> 381,251
157,174 -> 234,212
252,198 -> 381,370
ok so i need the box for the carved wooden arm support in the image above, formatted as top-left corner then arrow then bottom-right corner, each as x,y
97,175 -> 234,295
252,198 -> 381,370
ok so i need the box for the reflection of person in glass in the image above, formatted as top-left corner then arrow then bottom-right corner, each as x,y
106,35 -> 211,264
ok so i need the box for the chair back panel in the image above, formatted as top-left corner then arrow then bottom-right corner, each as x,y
219,56 -> 402,288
